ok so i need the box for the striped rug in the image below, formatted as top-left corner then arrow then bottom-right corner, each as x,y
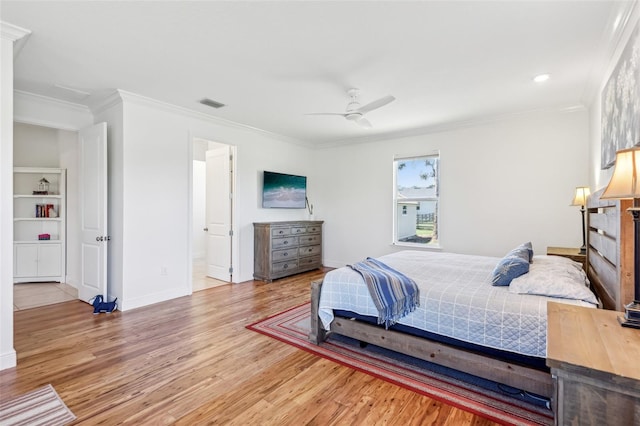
247,303 -> 554,426
0,384 -> 75,426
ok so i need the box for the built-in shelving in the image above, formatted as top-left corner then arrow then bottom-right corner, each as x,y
13,167 -> 66,283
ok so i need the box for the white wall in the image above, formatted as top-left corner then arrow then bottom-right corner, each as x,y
110,92 -> 313,310
13,123 -> 60,167
58,129 -> 80,288
314,108 -> 590,267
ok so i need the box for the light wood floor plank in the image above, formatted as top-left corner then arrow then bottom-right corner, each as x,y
0,268 -> 499,425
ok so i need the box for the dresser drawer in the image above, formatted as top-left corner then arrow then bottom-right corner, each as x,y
272,260 -> 298,274
307,225 -> 322,234
272,236 -> 298,249
272,248 -> 296,262
299,234 -> 320,245
298,245 -> 321,257
299,255 -> 321,268
271,227 -> 291,237
291,226 -> 307,235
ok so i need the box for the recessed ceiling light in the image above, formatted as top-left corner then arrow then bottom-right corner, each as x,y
533,74 -> 550,83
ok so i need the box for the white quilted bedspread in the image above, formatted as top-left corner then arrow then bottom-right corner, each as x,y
318,250 -> 594,358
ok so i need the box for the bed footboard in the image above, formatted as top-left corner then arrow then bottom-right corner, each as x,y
307,279 -> 552,398
309,280 -> 327,344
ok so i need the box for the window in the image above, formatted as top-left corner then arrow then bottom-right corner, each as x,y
393,153 -> 439,247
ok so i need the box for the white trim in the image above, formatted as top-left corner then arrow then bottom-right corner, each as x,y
0,349 -> 17,370
582,0 -> 639,104
0,21 -> 31,41
13,90 -> 92,131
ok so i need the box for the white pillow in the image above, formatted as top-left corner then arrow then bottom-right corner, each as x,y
532,254 -> 583,271
509,262 -> 597,305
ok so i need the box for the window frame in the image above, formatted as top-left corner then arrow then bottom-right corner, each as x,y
392,152 -> 440,249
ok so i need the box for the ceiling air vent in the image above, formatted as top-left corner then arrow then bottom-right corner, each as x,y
199,98 -> 226,109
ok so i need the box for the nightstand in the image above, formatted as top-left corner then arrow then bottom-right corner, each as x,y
547,302 -> 640,425
546,246 -> 586,269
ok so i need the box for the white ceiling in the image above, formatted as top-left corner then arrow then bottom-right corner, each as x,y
2,1 -> 633,147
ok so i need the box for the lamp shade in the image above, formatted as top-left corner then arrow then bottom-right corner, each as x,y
601,147 -> 640,200
570,186 -> 591,206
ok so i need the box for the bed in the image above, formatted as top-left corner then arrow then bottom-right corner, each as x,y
309,188 -> 634,400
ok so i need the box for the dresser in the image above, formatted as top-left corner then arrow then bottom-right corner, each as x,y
547,302 -> 640,425
253,220 -> 323,282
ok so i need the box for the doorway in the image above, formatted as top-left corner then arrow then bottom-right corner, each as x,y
191,138 -> 236,291
12,122 -> 79,309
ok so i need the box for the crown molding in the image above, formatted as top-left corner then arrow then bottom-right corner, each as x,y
582,0 -> 639,105
90,89 -> 312,148
1,21 -> 31,58
14,90 -> 91,113
0,21 -> 30,41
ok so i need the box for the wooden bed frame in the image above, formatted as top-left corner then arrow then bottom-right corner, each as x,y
308,187 -> 635,400
586,188 -> 635,311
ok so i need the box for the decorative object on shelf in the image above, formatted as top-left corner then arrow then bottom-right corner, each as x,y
38,233 -> 50,240
570,186 -> 590,254
34,177 -> 50,195
601,147 -> 640,328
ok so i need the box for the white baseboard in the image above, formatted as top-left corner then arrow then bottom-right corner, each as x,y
0,349 -> 17,371
118,286 -> 191,311
322,259 -> 346,269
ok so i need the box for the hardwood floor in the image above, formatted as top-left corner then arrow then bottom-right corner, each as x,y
0,269 -> 497,425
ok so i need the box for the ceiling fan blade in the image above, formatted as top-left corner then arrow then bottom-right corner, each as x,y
357,95 -> 396,114
356,117 -> 372,129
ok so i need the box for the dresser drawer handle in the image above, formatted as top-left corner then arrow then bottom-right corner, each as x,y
283,264 -> 288,269
278,230 -> 284,234
308,248 -> 313,252
283,252 -> 288,256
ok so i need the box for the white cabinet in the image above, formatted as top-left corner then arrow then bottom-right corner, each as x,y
13,167 -> 66,283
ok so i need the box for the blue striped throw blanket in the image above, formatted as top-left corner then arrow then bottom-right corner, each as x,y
348,257 -> 420,328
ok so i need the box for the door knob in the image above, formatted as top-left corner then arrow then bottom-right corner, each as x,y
203,227 -> 208,232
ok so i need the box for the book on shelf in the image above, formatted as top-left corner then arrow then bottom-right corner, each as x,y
35,204 -> 56,218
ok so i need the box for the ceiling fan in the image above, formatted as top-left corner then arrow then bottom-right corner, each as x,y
306,88 -> 395,128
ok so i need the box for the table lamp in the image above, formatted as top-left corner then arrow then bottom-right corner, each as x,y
571,186 -> 591,254
601,147 -> 640,328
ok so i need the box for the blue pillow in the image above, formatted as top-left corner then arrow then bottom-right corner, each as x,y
507,242 -> 534,263
506,246 -> 530,262
520,242 -> 534,262
491,255 -> 530,286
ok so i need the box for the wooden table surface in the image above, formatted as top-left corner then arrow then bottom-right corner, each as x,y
546,302 -> 640,384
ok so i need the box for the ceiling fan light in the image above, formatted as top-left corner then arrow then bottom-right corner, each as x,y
533,73 -> 550,83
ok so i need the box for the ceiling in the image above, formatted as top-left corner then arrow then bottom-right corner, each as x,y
1,1 -> 633,147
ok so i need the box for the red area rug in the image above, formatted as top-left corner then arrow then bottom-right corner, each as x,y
247,303 -> 553,426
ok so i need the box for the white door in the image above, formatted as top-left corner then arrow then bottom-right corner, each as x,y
205,146 -> 232,281
78,122 -> 108,303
